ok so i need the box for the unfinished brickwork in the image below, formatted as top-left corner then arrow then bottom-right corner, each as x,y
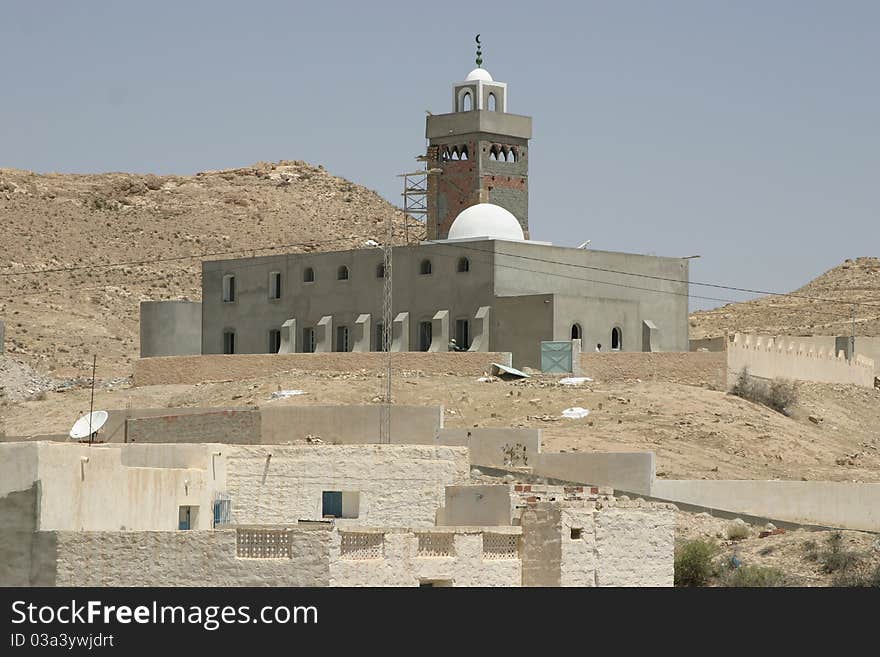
134,352 -> 512,386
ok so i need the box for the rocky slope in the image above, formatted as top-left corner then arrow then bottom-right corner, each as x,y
690,257 -> 880,338
0,162 -> 419,377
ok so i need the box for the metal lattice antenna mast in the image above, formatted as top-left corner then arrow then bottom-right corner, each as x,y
378,209 -> 394,444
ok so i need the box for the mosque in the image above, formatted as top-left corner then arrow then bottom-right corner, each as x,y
198,49 -> 690,369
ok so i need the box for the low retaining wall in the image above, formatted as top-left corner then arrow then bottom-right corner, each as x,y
438,428 -> 542,468
728,333 -> 875,388
580,352 -> 727,389
126,410 -> 261,444
134,352 -> 513,386
262,405 -> 442,444
533,452 -> 655,496
652,479 -> 880,532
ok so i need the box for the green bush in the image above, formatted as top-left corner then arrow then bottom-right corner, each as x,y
674,539 -> 718,587
721,565 -> 787,587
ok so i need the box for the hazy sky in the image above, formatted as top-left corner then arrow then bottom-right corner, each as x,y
2,1 -> 877,312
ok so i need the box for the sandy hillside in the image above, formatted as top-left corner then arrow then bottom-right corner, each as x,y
4,369 -> 879,484
690,256 -> 880,338
0,162 -> 419,378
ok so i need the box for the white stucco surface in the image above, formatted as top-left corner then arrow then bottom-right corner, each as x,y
226,445 -> 470,528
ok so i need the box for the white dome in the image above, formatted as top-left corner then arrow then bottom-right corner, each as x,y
447,203 -> 524,241
465,67 -> 493,82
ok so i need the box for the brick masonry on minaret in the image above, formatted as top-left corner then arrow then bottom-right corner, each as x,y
425,67 -> 532,240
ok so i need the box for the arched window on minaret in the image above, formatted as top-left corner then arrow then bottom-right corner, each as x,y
488,92 -> 497,111
462,91 -> 472,111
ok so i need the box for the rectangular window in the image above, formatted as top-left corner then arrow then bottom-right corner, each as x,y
268,329 -> 281,353
374,322 -> 385,352
268,271 -> 281,300
322,491 -> 359,519
178,505 -> 198,530
302,327 -> 316,353
222,275 -> 235,302
223,330 -> 236,354
335,325 -> 349,352
418,321 -> 432,352
455,319 -> 470,350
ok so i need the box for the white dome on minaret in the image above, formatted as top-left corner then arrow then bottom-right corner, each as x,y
465,67 -> 493,82
447,203 -> 525,241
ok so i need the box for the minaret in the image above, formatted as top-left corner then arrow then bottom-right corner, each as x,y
425,35 -> 533,239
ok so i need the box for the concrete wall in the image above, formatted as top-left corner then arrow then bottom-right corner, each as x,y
0,442 -> 224,532
533,452 -> 656,496
134,351 -> 512,386
328,527 -> 522,587
126,409 -> 261,444
139,300 -> 202,358
52,529 -> 331,586
225,444 -> 469,528
438,427 -> 542,468
727,333 -> 875,387
261,405 -> 442,445
201,242 -> 496,355
492,294 -> 554,369
436,485 -> 515,527
492,241 -> 689,353
581,351 -> 728,389
652,479 -> 880,532
689,336 -> 727,352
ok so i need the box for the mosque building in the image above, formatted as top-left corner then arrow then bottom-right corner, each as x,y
198,47 -> 690,368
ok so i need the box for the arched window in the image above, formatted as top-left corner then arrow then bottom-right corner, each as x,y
303,267 -> 315,283
488,92 -> 497,111
457,257 -> 470,273
222,274 -> 235,302
462,91 -> 472,111
611,327 -> 622,351
507,147 -> 518,163
419,259 -> 432,275
460,145 -> 468,160
571,324 -> 582,340
376,263 -> 385,278
489,150 -> 497,161
337,265 -> 349,281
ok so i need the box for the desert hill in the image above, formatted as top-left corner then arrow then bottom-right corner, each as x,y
0,161 -> 418,377
689,257 -> 880,339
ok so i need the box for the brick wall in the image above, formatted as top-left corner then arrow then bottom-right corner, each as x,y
580,351 -> 727,389
134,352 -> 512,386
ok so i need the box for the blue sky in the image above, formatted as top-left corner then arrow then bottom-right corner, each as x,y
2,1 -> 877,311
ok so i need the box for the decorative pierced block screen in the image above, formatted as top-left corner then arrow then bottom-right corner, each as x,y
236,529 -> 291,559
482,533 -> 519,560
340,532 -> 384,560
416,532 -> 455,558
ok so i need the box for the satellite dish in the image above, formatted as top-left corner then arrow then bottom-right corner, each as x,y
69,410 -> 109,441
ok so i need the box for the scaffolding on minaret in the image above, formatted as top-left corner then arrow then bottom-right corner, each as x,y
400,168 -> 429,245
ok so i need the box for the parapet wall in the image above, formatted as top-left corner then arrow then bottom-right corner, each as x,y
727,333 -> 875,388
133,352 -> 513,386
580,351 -> 727,389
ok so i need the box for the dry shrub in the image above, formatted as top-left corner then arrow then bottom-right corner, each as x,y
730,367 -> 797,414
